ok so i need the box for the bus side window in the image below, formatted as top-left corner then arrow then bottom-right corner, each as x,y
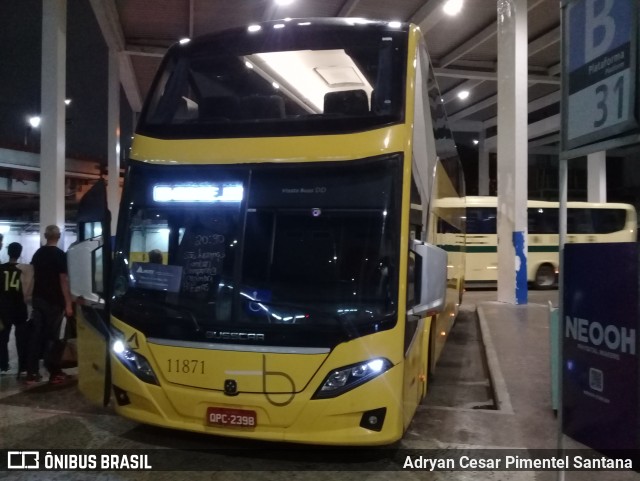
466,207 -> 496,234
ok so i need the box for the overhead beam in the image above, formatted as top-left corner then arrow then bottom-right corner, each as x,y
0,148 -> 101,179
189,0 -> 194,37
448,119 -> 484,132
441,18 -> 561,123
440,22 -> 496,67
89,0 -> 142,112
483,90 -> 561,128
548,62 -> 561,76
449,90 -> 560,127
484,114 -> 560,151
528,26 -> 560,57
337,0 -> 361,17
263,3 -> 278,21
125,45 -> 166,57
528,133 -> 560,149
434,68 -> 560,85
439,0 -> 553,67
448,94 -> 497,123
409,0 -> 443,33
441,79 -> 485,104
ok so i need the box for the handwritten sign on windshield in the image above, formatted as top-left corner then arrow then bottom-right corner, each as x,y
179,231 -> 226,295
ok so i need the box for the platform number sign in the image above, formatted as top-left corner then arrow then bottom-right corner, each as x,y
562,0 -> 638,151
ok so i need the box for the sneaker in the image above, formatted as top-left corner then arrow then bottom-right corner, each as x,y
24,373 -> 42,385
0,367 -> 11,376
49,373 -> 72,385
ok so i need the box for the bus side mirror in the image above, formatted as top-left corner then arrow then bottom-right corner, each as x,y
68,238 -> 105,308
407,240 -> 447,317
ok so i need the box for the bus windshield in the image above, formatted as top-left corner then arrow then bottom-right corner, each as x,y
137,20 -> 407,139
112,156 -> 402,348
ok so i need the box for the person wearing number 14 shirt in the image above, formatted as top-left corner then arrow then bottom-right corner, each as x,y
0,241 -> 32,377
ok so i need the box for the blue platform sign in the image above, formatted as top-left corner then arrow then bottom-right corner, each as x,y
563,243 -> 639,449
562,0 -> 639,150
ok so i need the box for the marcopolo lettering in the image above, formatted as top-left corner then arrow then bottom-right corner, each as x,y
565,316 -> 636,355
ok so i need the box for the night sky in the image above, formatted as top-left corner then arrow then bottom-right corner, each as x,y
0,0 -> 133,166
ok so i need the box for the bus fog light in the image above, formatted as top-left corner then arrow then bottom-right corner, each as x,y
312,358 -> 392,399
113,385 -> 131,406
360,408 -> 386,432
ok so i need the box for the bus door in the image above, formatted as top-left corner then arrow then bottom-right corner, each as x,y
68,179 -> 112,407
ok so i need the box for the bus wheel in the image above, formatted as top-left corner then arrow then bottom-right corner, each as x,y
533,264 -> 556,289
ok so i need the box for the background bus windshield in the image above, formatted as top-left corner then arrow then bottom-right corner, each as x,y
112,157 -> 402,348
137,21 -> 407,139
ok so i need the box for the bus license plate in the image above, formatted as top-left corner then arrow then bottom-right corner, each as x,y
206,407 -> 257,428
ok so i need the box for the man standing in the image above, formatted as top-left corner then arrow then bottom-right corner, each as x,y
0,243 -> 30,377
27,225 -> 73,384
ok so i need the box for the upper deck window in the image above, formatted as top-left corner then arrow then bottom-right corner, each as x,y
138,20 -> 408,139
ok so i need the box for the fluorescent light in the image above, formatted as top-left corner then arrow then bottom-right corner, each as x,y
179,38 -> 191,44
443,0 -> 463,16
388,21 -> 402,29
297,21 -> 311,26
273,23 -> 285,29
457,90 -> 470,100
248,25 -> 262,33
64,98 -> 72,106
244,60 -> 254,69
473,139 -> 479,145
272,81 -> 280,89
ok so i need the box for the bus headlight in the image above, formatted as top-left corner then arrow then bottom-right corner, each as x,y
111,329 -> 159,385
312,358 -> 392,399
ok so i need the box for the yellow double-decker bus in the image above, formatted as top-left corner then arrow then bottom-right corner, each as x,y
69,18 -> 465,445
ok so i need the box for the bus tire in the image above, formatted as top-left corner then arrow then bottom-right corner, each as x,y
533,263 -> 556,289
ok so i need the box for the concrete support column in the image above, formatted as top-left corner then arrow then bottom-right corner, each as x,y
39,0 -> 67,241
496,0 -> 528,305
107,49 -> 121,235
587,150 -> 607,203
478,128 -> 490,196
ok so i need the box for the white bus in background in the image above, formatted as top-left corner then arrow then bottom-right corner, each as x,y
435,196 -> 637,289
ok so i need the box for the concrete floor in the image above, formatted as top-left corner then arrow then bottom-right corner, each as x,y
0,288 -> 638,480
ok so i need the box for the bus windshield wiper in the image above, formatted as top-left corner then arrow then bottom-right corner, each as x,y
241,298 -> 359,340
123,293 -> 202,333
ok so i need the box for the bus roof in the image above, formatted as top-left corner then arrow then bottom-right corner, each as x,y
434,196 -> 636,211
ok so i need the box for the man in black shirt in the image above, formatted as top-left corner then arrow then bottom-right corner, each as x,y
0,243 -> 30,376
27,225 -> 73,384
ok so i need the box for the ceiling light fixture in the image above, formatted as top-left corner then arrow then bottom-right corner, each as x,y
473,139 -> 479,145
248,25 -> 262,33
28,116 -> 41,128
457,90 -> 470,100
443,0 -> 464,16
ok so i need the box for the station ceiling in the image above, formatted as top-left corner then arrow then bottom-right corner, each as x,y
95,0 -> 561,151
0,0 -> 563,221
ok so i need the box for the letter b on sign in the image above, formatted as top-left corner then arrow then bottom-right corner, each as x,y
585,0 -> 616,62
